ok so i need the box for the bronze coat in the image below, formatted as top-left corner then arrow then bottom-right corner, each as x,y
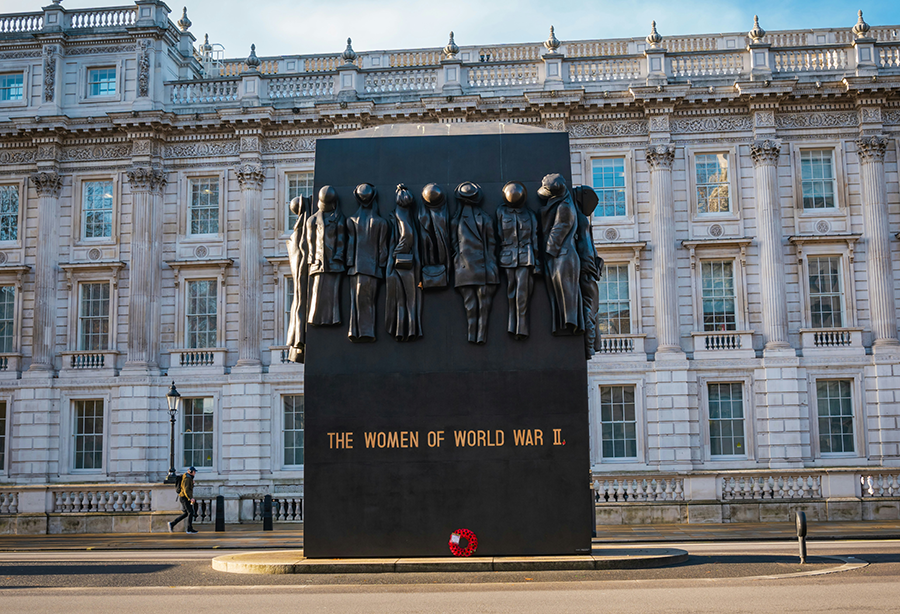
452,205 -> 499,287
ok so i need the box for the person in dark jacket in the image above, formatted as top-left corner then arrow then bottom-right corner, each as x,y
573,185 -> 604,358
385,184 -> 423,340
168,466 -> 198,534
538,173 -> 583,335
418,183 -> 452,288
305,185 -> 346,326
452,181 -> 499,344
346,183 -> 389,342
496,181 -> 540,339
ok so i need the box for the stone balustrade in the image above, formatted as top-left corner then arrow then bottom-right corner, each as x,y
52,486 -> 152,513
721,474 -> 822,500
252,495 -> 303,522
860,472 -> 900,497
594,477 -> 685,502
68,7 -> 136,29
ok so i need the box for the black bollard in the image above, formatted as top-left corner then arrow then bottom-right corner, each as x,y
263,494 -> 273,531
796,511 -> 807,564
591,484 -> 597,538
215,495 -> 225,532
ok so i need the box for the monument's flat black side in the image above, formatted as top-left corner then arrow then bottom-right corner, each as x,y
305,127 -> 592,558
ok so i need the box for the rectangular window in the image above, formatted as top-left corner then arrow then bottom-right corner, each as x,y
695,153 -> 730,214
0,400 -> 6,471
0,73 -> 24,102
82,180 -> 114,239
73,399 -> 103,470
284,276 -> 294,340
283,395 -> 305,466
701,261 -> 736,331
591,158 -> 626,217
87,67 -> 116,97
186,280 -> 217,348
597,264 -> 630,334
0,286 -> 14,354
286,172 -> 314,230
189,178 -> 219,235
801,150 -> 837,209
0,185 -> 19,242
817,380 -> 854,455
708,383 -> 745,457
808,256 -> 843,328
78,282 -> 110,351
183,397 -> 214,468
600,385 -> 637,459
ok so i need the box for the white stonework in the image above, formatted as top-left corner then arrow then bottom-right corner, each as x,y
0,2 -> 899,526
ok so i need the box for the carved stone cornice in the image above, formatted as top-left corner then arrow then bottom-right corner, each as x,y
749,139 -> 781,167
235,164 -> 266,189
645,143 -> 675,170
856,135 -> 889,162
126,167 -> 167,193
30,171 -> 62,198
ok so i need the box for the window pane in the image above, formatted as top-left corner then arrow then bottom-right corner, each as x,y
816,380 -> 854,454
186,280 -> 217,348
800,150 -> 836,209
597,265 -> 630,334
190,178 -> 219,235
88,67 -> 116,97
701,260 -> 736,331
591,158 -> 626,217
74,399 -> 104,470
183,397 -> 214,468
708,383 -> 745,457
82,181 -> 114,239
695,153 -> 730,214
286,172 -> 314,230
0,73 -> 24,102
0,400 -> 6,470
808,256 -> 844,328
599,385 -> 637,459
78,282 -> 110,351
0,285 -> 14,354
283,395 -> 305,466
0,185 -> 19,241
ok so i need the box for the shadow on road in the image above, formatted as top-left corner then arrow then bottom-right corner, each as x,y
0,564 -> 175,576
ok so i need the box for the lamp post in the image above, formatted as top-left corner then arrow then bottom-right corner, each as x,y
164,381 -> 182,484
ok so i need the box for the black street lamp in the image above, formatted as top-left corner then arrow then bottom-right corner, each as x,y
164,381 -> 182,484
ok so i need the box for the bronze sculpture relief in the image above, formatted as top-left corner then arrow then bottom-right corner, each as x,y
496,181 -> 541,339
306,185 -> 347,326
385,184 -> 423,340
418,183 -> 452,288
573,186 -> 604,358
346,183 -> 390,342
285,194 -> 313,362
538,173 -> 583,336
452,181 -> 499,344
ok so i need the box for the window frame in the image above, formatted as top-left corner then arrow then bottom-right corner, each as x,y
79,61 -> 124,103
60,393 -> 111,476
791,142 -> 848,222
583,151 -> 635,226
589,378 -> 645,467
0,182 -> 23,245
0,286 -> 13,355
61,263 -> 123,355
181,396 -> 216,470
280,170 -> 315,236
179,171 -> 226,242
699,259 -> 738,332
687,145 -> 740,221
184,278 -> 219,350
0,397 -> 9,475
168,261 -> 231,352
807,372 -> 866,461
73,174 -> 119,245
271,385 -> 305,476
281,393 -> 306,469
588,155 -> 629,220
0,267 -> 26,362
0,68 -> 29,108
698,375 -> 754,462
684,240 -> 751,334
76,281 -> 112,352
596,261 -> 633,335
592,243 -> 647,343
170,389 -> 220,475
791,237 -> 859,331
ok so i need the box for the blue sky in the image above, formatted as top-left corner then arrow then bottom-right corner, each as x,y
4,0 -> 899,60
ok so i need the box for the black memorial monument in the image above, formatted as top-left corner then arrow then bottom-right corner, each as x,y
294,124 -> 593,558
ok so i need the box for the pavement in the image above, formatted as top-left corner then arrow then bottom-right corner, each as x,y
0,520 -> 898,551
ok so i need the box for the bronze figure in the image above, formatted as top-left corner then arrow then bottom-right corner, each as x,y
452,181 -> 499,344
418,183 -> 451,289
496,181 -> 541,339
538,173 -> 583,336
385,184 -> 423,340
346,183 -> 390,342
285,195 -> 313,363
573,185 -> 604,358
306,185 -> 347,326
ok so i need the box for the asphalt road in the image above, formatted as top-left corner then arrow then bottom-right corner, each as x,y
1,540 -> 898,613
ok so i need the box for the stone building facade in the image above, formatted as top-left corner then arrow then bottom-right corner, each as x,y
1,1 -> 900,529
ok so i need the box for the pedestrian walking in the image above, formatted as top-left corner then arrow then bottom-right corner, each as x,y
168,466 -> 198,534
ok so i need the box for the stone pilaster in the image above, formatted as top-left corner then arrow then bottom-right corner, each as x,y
856,135 -> 898,350
124,166 -> 167,369
235,163 -> 265,368
646,143 -> 681,355
749,139 -> 791,352
28,170 -> 62,372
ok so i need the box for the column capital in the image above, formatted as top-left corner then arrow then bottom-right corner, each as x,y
235,164 -> 265,189
645,143 -> 675,170
126,166 -> 167,193
29,171 -> 62,197
857,135 -> 889,162
749,139 -> 781,167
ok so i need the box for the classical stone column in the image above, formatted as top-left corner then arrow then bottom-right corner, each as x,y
124,167 -> 167,368
750,139 -> 791,351
28,171 -> 62,371
857,135 -> 899,349
235,164 -> 265,367
646,144 -> 681,354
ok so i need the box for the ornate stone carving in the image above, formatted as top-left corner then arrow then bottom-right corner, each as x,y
88,248 -> 102,261
240,135 -> 260,152
234,164 -> 266,189
749,139 -> 781,166
775,112 -> 858,129
815,220 -> 831,234
545,119 -> 566,131
884,110 -> 900,125
856,135 -> 889,162
860,107 -> 882,124
0,150 -> 36,164
42,46 -> 56,102
671,115 -> 752,133
604,227 -> 619,241
137,40 -> 151,98
261,137 -> 317,153
165,141 -> 239,158
748,15 -> 766,43
66,44 -> 136,56
754,110 -> 775,128
649,115 -> 670,133
131,139 -> 155,156
37,144 -> 58,161
567,120 -> 648,138
544,26 -> 561,53
126,167 -> 167,192
61,144 -> 132,161
645,143 -> 676,169
194,245 -> 208,259
0,50 -> 42,60
30,171 -> 62,198
708,224 -> 724,238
